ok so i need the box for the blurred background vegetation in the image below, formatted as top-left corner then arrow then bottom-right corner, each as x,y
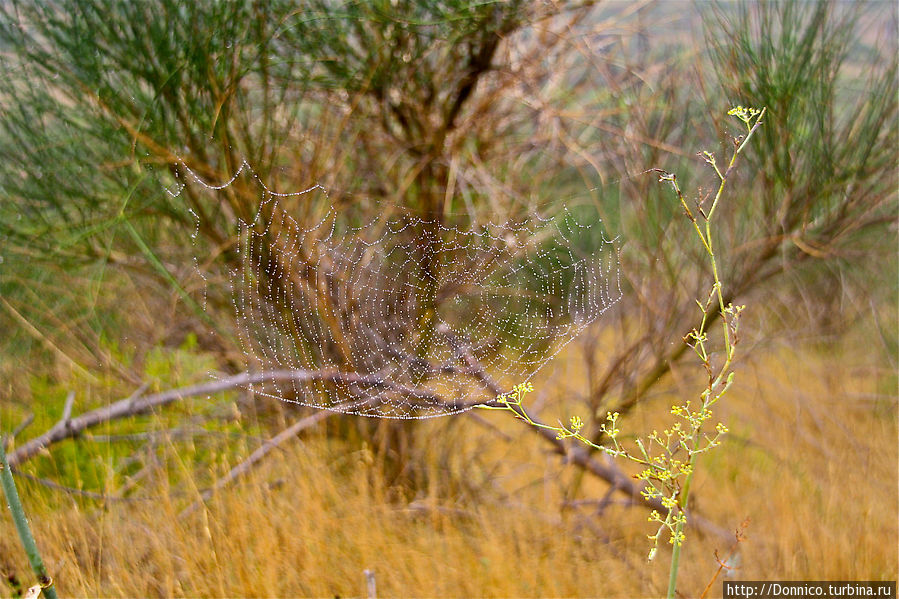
0,0 -> 896,596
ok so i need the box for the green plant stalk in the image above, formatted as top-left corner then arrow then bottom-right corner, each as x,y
666,420 -> 704,598
1,440 -> 59,599
664,109 -> 764,599
667,479 -> 690,597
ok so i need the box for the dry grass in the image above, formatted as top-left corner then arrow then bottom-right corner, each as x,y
1,322 -> 896,598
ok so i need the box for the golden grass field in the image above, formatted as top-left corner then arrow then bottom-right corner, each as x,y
1,311 -> 896,598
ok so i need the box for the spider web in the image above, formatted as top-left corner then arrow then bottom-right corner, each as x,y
169,161 -> 621,418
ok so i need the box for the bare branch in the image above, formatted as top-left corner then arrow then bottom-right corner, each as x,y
6,370 -> 449,468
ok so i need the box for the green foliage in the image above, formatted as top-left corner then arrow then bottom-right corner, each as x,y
0,0 -> 574,383
704,0 -> 897,304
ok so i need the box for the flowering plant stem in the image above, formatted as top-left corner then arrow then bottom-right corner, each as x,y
481,107 -> 765,599
658,105 -> 765,598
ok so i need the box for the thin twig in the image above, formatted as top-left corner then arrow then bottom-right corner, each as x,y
60,391 -> 75,423
10,470 -> 118,502
12,414 -> 35,440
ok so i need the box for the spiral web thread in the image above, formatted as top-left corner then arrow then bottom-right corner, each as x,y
169,161 -> 622,418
